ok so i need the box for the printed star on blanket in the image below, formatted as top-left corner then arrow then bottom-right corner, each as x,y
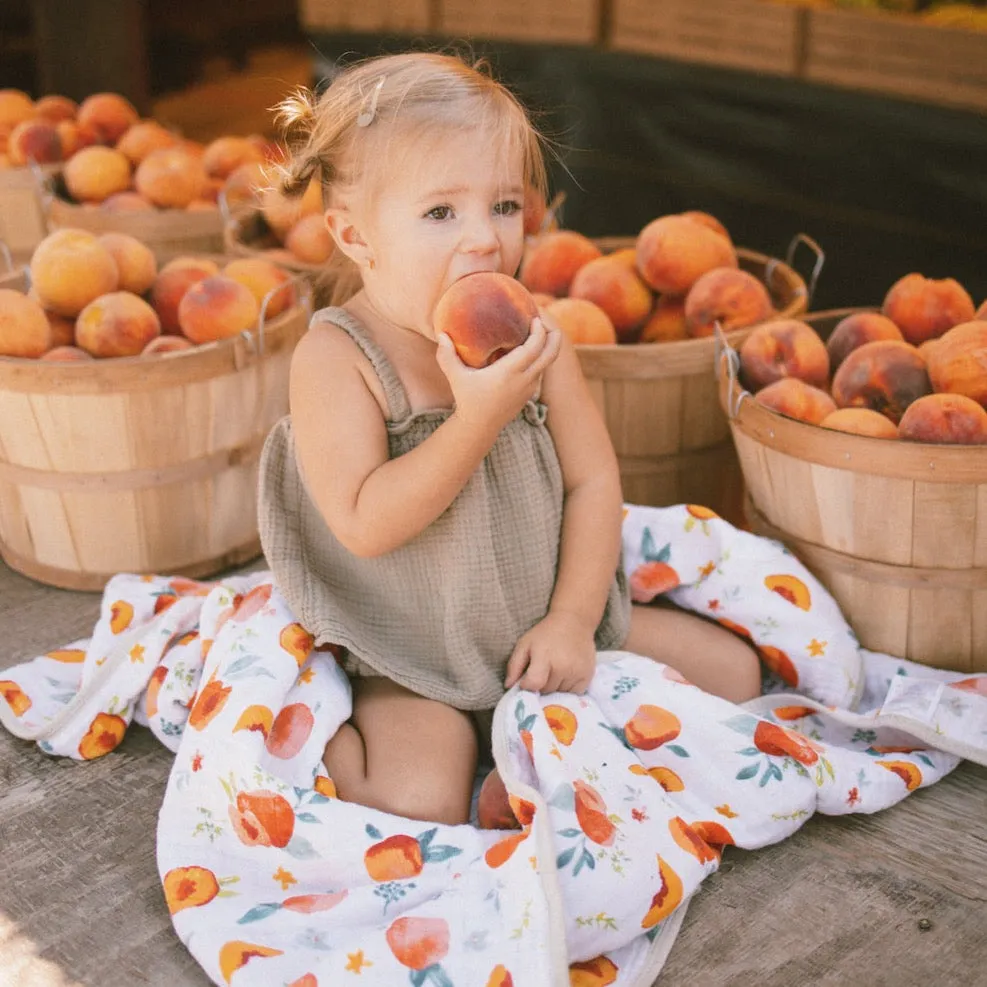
808,639 -> 827,657
345,949 -> 372,973
715,804 -> 738,818
298,667 -> 315,684
698,561 -> 716,579
273,867 -> 297,891
128,644 -> 145,664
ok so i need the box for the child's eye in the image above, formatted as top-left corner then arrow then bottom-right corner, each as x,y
425,205 -> 453,221
494,199 -> 522,216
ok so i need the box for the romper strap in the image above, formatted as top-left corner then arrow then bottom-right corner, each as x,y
311,306 -> 412,422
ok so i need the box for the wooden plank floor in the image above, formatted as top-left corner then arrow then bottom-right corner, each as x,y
1,555 -> 985,987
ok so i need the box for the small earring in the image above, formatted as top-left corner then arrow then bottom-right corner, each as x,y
367,257 -> 376,271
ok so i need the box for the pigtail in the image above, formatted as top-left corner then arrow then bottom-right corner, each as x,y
270,88 -> 330,199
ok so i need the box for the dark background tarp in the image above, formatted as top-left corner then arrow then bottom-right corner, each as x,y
308,33 -> 987,312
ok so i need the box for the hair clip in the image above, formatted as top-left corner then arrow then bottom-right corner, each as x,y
356,75 -> 386,128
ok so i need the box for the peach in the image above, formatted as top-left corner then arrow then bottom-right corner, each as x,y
831,340 -> 931,424
635,214 -> 738,295
31,228 -> 119,317
569,254 -> 653,338
115,120 -> 178,164
98,232 -> 157,295
201,135 -> 265,180
754,377 -> 837,425
150,257 -> 220,334
639,295 -> 688,343
926,320 -> 987,407
898,393 -> 987,444
76,291 -> 161,357
881,273 -> 976,345
739,319 -> 830,392
826,312 -> 903,371
0,90 -> 35,132
6,120 -> 63,166
544,297 -> 617,345
679,210 -> 731,242
63,145 -> 132,203
684,267 -> 773,338
40,345 -> 94,362
101,190 -> 154,212
434,271 -> 536,368
178,275 -> 260,344
222,258 -> 293,319
0,290 -> 53,358
978,300 -> 987,320
221,160 -> 267,210
284,213 -> 333,265
820,408 -> 899,439
522,186 -> 548,236
259,177 -> 322,240
33,95 -> 78,123
135,148 -> 208,209
54,120 -> 83,158
518,230 -> 602,297
76,92 -> 139,144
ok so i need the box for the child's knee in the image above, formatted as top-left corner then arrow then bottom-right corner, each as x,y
374,778 -> 471,826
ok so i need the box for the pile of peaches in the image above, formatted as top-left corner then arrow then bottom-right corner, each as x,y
0,228 -> 296,361
737,274 -> 987,444
519,211 -> 777,346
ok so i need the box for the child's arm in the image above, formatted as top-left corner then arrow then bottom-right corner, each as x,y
290,319 -> 560,558
504,333 -> 624,694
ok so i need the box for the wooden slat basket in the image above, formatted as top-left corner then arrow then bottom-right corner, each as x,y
718,309 -> 987,673
0,165 -> 61,264
438,0 -> 601,46
805,8 -> 987,115
299,0 -> 434,34
576,235 -> 811,525
609,0 -> 804,77
0,268 -> 311,592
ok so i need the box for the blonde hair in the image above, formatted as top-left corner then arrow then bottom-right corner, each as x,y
272,51 -> 550,305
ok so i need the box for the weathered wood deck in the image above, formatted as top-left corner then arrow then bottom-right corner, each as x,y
1,556 -> 985,987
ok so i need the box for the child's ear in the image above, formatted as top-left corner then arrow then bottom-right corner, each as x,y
325,207 -> 373,269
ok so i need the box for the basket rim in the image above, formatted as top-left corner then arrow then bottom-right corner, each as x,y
718,307 -> 987,476
49,193 -> 224,234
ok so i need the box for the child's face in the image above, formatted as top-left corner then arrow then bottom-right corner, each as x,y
358,125 -> 527,338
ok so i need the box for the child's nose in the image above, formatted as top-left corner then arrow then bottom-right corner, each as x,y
461,213 -> 499,253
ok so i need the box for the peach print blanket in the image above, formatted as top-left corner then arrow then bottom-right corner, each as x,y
2,504 -> 986,987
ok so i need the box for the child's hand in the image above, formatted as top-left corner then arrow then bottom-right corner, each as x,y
436,316 -> 561,434
504,610 -> 598,695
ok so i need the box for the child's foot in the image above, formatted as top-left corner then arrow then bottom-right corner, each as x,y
476,768 -> 521,830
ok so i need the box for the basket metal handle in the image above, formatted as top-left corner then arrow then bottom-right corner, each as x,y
785,233 -> 825,308
714,321 -> 751,420
238,271 -> 314,362
28,160 -> 57,232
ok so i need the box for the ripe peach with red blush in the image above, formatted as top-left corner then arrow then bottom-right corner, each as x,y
150,257 -> 220,334
831,340 -> 931,425
569,254 -> 653,339
635,214 -> 737,295
0,290 -> 52,358
881,273 -> 975,345
739,319 -> 830,392
76,292 -> 161,357
639,295 -> 688,343
755,377 -> 836,424
178,275 -> 260,344
826,312 -> 903,371
135,148 -> 208,208
519,230 -> 602,297
7,120 -> 62,166
544,297 -> 616,346
684,267 -> 773,337
898,393 -> 987,444
926,321 -> 987,408
76,92 -> 139,144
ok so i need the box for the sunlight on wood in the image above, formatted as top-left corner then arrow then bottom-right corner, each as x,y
0,912 -> 83,987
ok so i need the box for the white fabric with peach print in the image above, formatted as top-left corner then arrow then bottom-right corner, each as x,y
1,503 -> 986,987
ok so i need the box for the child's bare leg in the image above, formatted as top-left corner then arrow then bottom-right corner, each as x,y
322,677 -> 478,825
623,602 -> 761,704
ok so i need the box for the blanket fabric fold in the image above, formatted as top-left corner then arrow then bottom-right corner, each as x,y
2,504 -> 985,987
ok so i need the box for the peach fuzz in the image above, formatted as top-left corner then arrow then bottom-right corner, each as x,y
40,345 -> 94,362
201,135 -> 265,180
284,214 -> 333,265
33,95 -> 78,123
141,335 -> 194,357
569,253 -> 653,338
754,377 -> 836,425
76,292 -> 161,357
222,258 -> 293,319
178,275 -> 260,344
639,294 -> 688,343
826,312 -> 903,371
7,120 -> 62,167
116,120 -> 178,164
684,267 -> 773,338
881,273 -> 975,345
101,191 -> 154,212
544,297 -> 616,346
0,290 -> 52,358
31,229 -> 119,317
519,230 -> 602,297
831,340 -> 931,424
150,257 -> 220,334
926,320 -> 987,407
820,408 -> 898,439
635,214 -> 737,295
0,90 -> 35,132
679,210 -> 731,242
898,393 -> 987,444
135,148 -> 208,209
433,272 -> 536,368
739,319 -> 830,392
98,233 -> 157,295
259,178 -> 322,240
63,145 -> 132,203
76,92 -> 139,144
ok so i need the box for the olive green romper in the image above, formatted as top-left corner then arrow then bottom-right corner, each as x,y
258,306 -> 631,712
